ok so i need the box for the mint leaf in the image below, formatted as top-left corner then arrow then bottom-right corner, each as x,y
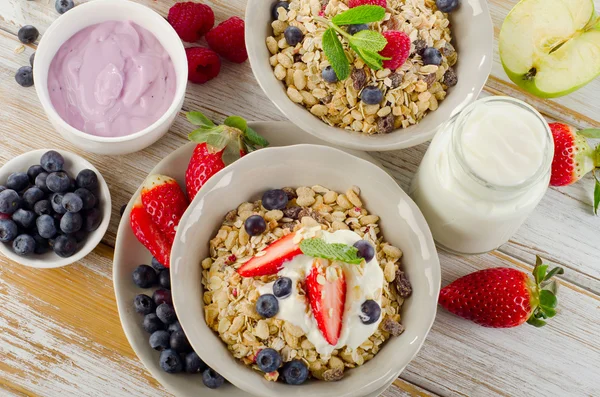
224,116 -> 247,131
577,128 -> 600,139
244,126 -> 270,148
350,30 -> 388,52
354,46 -> 384,70
332,5 -> 386,26
322,28 -> 350,80
300,238 -> 363,265
187,111 -> 215,127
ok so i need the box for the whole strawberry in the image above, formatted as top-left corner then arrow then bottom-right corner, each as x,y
439,257 -> 563,328
168,2 -> 214,42
206,17 -> 248,63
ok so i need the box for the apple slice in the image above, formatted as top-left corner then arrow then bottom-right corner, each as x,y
499,0 -> 600,98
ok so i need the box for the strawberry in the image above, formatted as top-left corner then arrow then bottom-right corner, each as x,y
305,259 -> 346,345
130,196 -> 173,268
141,174 -> 189,241
237,232 -> 302,277
439,257 -> 564,328
186,143 -> 225,201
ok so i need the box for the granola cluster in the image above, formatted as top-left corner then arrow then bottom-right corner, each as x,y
201,185 -> 411,382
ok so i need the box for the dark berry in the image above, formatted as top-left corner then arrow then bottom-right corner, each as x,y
15,66 -> 34,87
23,187 -> 45,208
151,257 -> 166,271
159,269 -> 171,289
273,277 -> 292,299
143,313 -> 165,334
281,359 -> 309,385
202,368 -> 225,389
76,169 -> 98,191
83,208 -> 102,232
50,193 -> 67,215
150,330 -> 171,351
0,189 -> 21,215
132,264 -> 158,288
30,52 -> 35,67
53,235 -> 77,257
134,294 -> 155,315
0,186 -> 5,193
32,232 -> 50,254
244,215 -> 266,236
361,86 -> 383,105
256,348 -> 282,373
13,234 -> 35,256
170,330 -> 192,353
17,25 -> 39,44
62,193 -> 83,213
35,172 -> 50,193
0,219 -> 18,243
322,66 -> 339,83
12,209 -> 35,229
36,214 -> 57,239
347,23 -> 369,35
284,26 -> 304,46
262,189 -> 289,210
55,0 -> 75,14
153,288 -> 172,306
74,188 -> 97,210
359,299 -> 381,325
353,240 -> 375,262
156,303 -> 177,324
60,212 -> 82,234
7,172 -> 30,192
159,349 -> 184,373
256,294 -> 279,318
41,151 -> 64,173
185,352 -> 207,373
168,321 -> 183,333
71,229 -> 87,243
422,47 -> 442,66
47,172 -> 71,193
272,1 -> 289,20
436,0 -> 459,12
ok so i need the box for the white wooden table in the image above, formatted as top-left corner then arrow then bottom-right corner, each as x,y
0,1 -> 599,396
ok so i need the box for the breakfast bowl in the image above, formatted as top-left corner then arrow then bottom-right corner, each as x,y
33,0 -> 188,155
170,144 -> 440,397
0,149 -> 111,268
246,0 -> 493,151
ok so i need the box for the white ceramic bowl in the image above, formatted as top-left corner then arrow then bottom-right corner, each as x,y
246,0 -> 493,151
33,0 -> 188,155
171,144 -> 440,397
0,149 -> 111,268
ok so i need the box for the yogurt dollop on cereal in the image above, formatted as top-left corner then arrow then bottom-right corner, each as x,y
258,229 -> 384,356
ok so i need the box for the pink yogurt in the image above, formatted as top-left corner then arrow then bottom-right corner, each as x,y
48,21 -> 177,138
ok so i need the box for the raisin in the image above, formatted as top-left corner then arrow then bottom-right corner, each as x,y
389,72 -> 403,89
352,68 -> 367,91
443,67 -> 458,87
283,206 -> 302,219
413,39 -> 427,56
395,269 -> 413,298
382,317 -> 405,337
377,114 -> 395,134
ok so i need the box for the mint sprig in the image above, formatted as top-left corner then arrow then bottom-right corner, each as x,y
300,238 -> 363,265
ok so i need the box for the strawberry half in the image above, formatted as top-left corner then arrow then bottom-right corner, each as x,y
305,259 -> 346,345
549,123 -> 600,186
141,175 -> 189,241
130,196 -> 173,268
439,257 -> 564,328
186,143 -> 225,201
237,232 -> 302,277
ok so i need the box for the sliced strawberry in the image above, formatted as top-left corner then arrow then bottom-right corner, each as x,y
237,232 -> 302,277
305,259 -> 346,345
130,196 -> 173,268
185,143 -> 225,201
141,174 -> 189,241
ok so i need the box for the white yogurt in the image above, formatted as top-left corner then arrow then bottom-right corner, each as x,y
410,97 -> 553,254
258,230 -> 384,357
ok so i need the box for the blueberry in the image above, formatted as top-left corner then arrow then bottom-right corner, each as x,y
347,23 -> 369,35
32,232 -> 50,254
244,215 -> 266,236
361,86 -> 383,105
143,313 -> 165,334
436,0 -> 459,12
83,208 -> 102,232
0,219 -> 18,243
159,269 -> 171,290
41,151 -> 64,173
35,172 -> 50,193
13,234 -> 36,256
0,186 -> 5,193
262,189 -> 289,210
71,229 -> 87,243
273,277 -> 292,299
256,294 -> 279,318
30,52 -> 35,67
170,330 -> 192,353
76,169 -> 98,191
281,359 -> 309,385
202,368 -> 225,389
0,189 -> 21,215
160,349 -> 184,373
50,193 -> 67,215
55,0 -> 75,14
134,294 -> 155,315
271,1 -> 289,20
7,172 -> 30,192
168,321 -> 183,333
23,187 -> 45,208
156,303 -> 177,324
422,47 -> 442,66
15,66 -> 34,87
151,257 -> 166,271
353,240 -> 375,262
74,188 -> 96,210
322,66 -> 339,83
185,352 -> 207,374
47,172 -> 71,193
60,212 -> 82,234
12,209 -> 35,229
53,234 -> 77,257
132,264 -> 158,288
284,26 -> 304,46
149,330 -> 171,351
61,193 -> 83,213
153,288 -> 172,306
36,214 -> 57,239
359,299 -> 381,325
17,25 -> 39,44
256,348 -> 282,373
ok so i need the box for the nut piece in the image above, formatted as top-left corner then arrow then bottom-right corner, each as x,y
395,269 -> 413,298
322,367 -> 345,382
382,317 -> 405,337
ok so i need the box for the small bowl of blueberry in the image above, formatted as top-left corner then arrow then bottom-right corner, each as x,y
0,149 -> 111,268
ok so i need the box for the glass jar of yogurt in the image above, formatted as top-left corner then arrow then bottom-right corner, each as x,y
410,96 -> 554,255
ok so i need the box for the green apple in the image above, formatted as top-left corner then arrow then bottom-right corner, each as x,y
499,0 -> 600,98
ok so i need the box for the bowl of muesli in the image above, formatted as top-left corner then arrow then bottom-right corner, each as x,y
245,0 -> 493,151
170,144 -> 440,397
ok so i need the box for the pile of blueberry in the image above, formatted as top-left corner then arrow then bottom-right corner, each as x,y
132,259 -> 225,389
0,151 -> 103,258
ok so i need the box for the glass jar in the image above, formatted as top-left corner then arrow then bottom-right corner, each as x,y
409,96 -> 554,255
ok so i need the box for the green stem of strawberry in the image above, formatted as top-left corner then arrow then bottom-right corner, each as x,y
527,256 -> 564,327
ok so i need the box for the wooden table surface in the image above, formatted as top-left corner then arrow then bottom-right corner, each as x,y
1,1 -> 599,396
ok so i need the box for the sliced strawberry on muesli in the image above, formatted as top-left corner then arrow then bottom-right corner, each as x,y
237,231 -> 302,277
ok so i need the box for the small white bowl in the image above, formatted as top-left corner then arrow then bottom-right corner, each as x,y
33,0 -> 188,155
0,149 -> 111,268
245,0 -> 493,151
171,145 -> 441,397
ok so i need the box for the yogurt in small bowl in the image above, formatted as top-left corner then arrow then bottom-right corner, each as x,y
34,0 -> 187,155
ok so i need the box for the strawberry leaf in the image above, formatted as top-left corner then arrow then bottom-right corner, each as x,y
188,125 -> 229,150
533,263 -> 548,285
594,178 -> 600,215
543,266 -> 564,282
300,238 -> 363,264
224,116 -> 248,131
577,128 -> 600,139
526,317 -> 546,327
541,307 -> 557,318
244,126 -> 270,148
322,28 -> 350,81
539,290 -> 558,309
187,111 -> 215,127
331,5 -> 386,26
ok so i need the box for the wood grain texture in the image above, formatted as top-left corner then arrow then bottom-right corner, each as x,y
0,0 -> 599,396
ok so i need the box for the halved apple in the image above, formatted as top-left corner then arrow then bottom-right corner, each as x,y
499,0 -> 600,98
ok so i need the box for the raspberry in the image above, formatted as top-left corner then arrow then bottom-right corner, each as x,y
185,47 -> 221,84
206,17 -> 248,63
168,2 -> 214,43
380,31 -> 411,70
348,0 -> 387,8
